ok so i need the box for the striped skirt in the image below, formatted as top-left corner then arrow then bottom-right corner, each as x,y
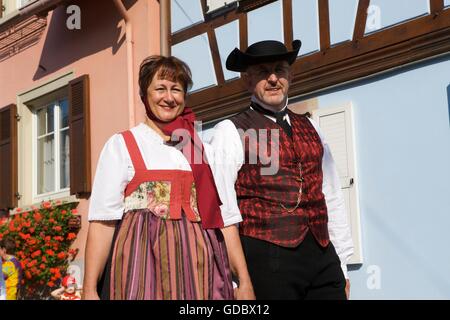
99,209 -> 234,300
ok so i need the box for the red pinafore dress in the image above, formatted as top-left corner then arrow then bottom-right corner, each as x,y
99,130 -> 234,300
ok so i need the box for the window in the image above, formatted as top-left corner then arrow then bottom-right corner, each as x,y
34,98 -> 70,199
17,0 -> 34,9
312,103 -> 363,264
14,72 -> 91,208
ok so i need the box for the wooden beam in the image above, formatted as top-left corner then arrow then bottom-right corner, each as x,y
318,0 -> 330,51
430,0 -> 444,14
283,0 -> 293,48
353,0 -> 370,40
239,13 -> 248,51
188,9 -> 450,121
171,10 -> 241,45
207,29 -> 225,85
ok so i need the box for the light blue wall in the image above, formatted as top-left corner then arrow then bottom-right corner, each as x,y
295,55 -> 450,299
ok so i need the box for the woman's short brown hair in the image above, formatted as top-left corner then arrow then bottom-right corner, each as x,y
138,55 -> 193,100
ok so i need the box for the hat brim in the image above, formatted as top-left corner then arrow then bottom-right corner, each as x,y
226,40 -> 301,72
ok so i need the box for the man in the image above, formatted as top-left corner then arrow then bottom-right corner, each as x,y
0,238 -> 22,300
210,40 -> 354,299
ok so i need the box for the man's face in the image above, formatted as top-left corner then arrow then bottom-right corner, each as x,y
245,60 -> 291,110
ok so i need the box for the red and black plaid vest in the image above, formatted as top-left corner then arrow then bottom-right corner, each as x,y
230,108 -> 330,248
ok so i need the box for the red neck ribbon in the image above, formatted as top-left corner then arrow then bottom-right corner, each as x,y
144,100 -> 224,229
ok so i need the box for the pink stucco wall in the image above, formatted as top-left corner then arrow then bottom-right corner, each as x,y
0,0 -> 160,274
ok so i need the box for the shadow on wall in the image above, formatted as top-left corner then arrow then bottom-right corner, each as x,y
33,0 -> 138,80
447,84 -> 450,127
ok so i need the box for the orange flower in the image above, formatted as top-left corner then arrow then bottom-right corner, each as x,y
25,271 -> 32,279
47,281 -> 55,287
67,233 -> 77,240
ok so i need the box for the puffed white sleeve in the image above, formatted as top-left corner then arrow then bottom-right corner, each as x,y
308,118 -> 354,279
88,133 -> 129,221
208,119 -> 244,227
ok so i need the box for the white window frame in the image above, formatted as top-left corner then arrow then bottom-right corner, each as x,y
312,102 -> 363,264
16,0 -> 36,9
32,98 -> 70,203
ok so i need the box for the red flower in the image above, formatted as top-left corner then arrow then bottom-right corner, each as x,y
48,218 -> 56,224
42,201 -> 52,209
67,233 -> 77,240
71,209 -> 78,214
25,271 -> 32,279
33,212 -> 42,222
31,250 -> 41,258
46,249 -> 55,256
47,281 -> 55,287
40,264 -> 46,270
57,252 -> 66,260
29,227 -> 35,234
53,226 -> 62,232
42,256 -> 47,263
44,236 -> 51,242
16,207 -> 22,213
61,210 -> 67,215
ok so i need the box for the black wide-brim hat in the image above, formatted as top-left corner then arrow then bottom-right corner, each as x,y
226,39 -> 301,72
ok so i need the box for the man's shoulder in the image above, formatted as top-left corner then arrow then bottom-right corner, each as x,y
228,108 -> 260,130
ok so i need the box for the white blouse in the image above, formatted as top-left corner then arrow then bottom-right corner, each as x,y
88,123 -> 209,221
208,112 -> 355,278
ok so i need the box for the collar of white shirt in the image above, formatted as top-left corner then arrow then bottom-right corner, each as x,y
250,96 -> 291,124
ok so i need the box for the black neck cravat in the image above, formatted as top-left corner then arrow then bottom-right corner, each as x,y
251,101 -> 292,138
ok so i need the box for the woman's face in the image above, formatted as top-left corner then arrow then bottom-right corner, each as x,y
145,72 -> 186,122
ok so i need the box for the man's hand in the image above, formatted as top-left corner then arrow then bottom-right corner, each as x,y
345,279 -> 350,299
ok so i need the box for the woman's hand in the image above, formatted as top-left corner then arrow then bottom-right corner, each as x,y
234,281 -> 256,300
81,289 -> 100,300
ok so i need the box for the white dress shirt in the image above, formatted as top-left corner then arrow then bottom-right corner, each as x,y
209,108 -> 354,278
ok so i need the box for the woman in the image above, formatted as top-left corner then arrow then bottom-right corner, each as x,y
82,56 -> 253,300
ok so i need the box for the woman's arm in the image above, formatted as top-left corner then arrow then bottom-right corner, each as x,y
82,220 -> 117,300
221,225 -> 255,300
